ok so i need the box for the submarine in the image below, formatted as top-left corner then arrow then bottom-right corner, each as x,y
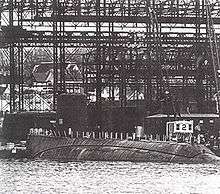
25,93 -> 220,163
27,132 -> 220,163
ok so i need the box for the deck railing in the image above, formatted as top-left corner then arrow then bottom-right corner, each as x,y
28,128 -> 168,142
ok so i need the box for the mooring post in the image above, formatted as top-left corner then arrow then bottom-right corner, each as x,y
126,133 -> 129,140
105,132 -> 109,139
120,133 -> 123,140
64,130 -> 67,137
110,132 -> 113,139
68,128 -> 72,138
132,133 -> 135,140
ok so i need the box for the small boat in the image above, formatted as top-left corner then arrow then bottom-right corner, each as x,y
0,142 -> 27,159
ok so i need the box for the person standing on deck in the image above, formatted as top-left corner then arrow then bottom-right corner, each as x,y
194,123 -> 201,144
210,136 -> 215,149
174,97 -> 181,119
160,90 -> 173,119
217,136 -> 220,149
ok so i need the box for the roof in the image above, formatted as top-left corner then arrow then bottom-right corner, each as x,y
66,64 -> 83,80
33,63 -> 53,73
32,63 -> 53,82
146,113 -> 219,119
0,85 -> 7,95
32,63 -> 82,83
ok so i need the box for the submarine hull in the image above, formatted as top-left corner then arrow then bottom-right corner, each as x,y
27,135 -> 220,163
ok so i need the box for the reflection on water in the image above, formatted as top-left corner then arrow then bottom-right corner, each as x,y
0,159 -> 220,194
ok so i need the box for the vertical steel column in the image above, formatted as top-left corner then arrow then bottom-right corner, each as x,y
108,21 -> 115,102
96,0 -> 102,128
135,49 -> 139,104
82,54 -> 87,96
53,0 -> 58,110
109,1 -> 116,103
59,1 -> 66,94
145,1 -> 152,107
119,49 -> 127,107
18,2 -> 24,111
107,20 -> 114,131
9,0 -> 15,113
195,0 -> 204,113
59,19 -> 66,94
150,1 -> 163,99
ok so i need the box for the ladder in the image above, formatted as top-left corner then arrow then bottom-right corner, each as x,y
148,7 -> 170,92
205,0 -> 220,113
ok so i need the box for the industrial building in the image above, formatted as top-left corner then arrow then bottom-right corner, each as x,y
1,0 -> 220,140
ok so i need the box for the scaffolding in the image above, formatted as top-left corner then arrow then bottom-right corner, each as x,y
0,0 -> 220,116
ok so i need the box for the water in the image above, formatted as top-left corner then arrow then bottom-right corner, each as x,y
0,160 -> 220,194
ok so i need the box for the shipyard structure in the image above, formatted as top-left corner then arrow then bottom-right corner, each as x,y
1,0 -> 220,144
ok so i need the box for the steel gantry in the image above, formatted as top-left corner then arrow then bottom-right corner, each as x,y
0,0 -> 220,119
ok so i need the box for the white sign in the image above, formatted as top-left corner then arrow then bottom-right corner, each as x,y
167,120 -> 194,134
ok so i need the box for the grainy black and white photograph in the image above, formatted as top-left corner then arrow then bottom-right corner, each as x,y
0,0 -> 220,193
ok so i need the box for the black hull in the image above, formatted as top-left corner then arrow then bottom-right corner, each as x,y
27,135 -> 220,163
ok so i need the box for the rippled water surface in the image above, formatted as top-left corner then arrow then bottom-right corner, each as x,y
0,159 -> 220,194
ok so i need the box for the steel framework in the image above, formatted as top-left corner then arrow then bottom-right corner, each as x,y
0,0 -> 220,118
